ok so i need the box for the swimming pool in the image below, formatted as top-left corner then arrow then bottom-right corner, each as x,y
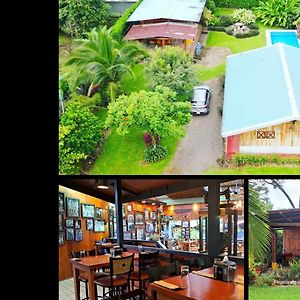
266,30 -> 300,48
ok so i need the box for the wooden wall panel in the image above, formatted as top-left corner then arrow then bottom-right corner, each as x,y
239,121 -> 300,147
283,227 -> 300,256
59,185 -> 110,281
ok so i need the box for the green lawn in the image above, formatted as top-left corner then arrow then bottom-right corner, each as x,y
214,8 -> 235,16
196,63 -> 226,82
203,166 -> 300,175
249,286 -> 300,300
89,126 -> 181,174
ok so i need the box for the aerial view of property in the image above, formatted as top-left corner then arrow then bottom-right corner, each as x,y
59,0 -> 300,175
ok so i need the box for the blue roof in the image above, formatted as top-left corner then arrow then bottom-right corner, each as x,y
222,43 -> 300,137
127,0 -> 207,23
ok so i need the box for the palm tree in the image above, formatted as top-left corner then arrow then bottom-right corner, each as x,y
65,26 -> 148,101
249,185 -> 271,268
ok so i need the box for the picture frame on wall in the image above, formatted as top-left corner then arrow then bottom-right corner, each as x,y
74,229 -> 83,242
59,231 -> 64,246
145,221 -> 154,233
135,212 -> 144,225
82,203 -> 95,218
59,214 -> 64,231
131,232 -> 136,239
66,198 -> 80,218
65,228 -> 74,240
144,209 -> 149,221
182,221 -> 189,228
86,219 -> 94,231
127,214 -> 134,230
127,205 -> 132,212
59,192 -> 65,214
124,232 -> 131,240
65,219 -> 74,228
74,219 -> 81,229
94,219 -> 105,232
95,207 -> 102,219
136,227 -> 144,240
150,211 -> 156,221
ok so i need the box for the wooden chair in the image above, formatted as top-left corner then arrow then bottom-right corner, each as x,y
129,251 -> 159,299
94,254 -> 134,298
148,261 -> 179,282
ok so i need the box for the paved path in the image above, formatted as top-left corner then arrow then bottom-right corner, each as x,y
163,78 -> 224,175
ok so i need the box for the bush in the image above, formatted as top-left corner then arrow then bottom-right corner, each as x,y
232,154 -> 300,166
254,272 -> 276,286
64,93 -> 103,112
214,0 -> 260,9
225,27 -> 234,35
206,0 -> 216,12
208,25 -> 226,32
201,8 -> 213,26
144,144 -> 168,163
209,15 -> 222,26
233,8 -> 256,25
289,258 -> 300,280
248,23 -> 259,29
220,15 -> 235,26
111,0 -> 142,41
235,29 -> 260,38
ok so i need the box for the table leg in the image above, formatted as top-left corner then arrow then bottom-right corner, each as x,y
72,265 -> 80,300
88,270 -> 95,300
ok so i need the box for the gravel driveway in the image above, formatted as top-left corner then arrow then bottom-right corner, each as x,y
163,78 -> 224,174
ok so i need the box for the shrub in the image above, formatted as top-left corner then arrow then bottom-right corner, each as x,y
59,74 -> 70,101
208,25 -> 226,32
201,8 -> 213,26
232,154 -> 300,166
255,0 -> 300,29
248,23 -> 259,29
111,0 -> 142,41
209,15 -> 222,26
220,15 -> 235,26
254,272 -> 276,286
289,258 -> 300,280
233,8 -> 256,25
143,132 -> 160,146
235,29 -> 260,38
144,144 -> 168,163
206,0 -> 216,12
225,27 -> 234,35
65,93 -> 103,112
214,0 -> 260,9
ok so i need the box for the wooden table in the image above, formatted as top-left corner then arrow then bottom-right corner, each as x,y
149,266 -> 244,300
70,252 -> 137,300
94,242 -> 118,254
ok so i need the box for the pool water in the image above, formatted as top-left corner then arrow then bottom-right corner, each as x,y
270,31 -> 300,48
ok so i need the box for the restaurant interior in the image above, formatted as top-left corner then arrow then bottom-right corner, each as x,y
59,178 -> 245,300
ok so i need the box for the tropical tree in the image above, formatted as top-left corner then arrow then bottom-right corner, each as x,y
249,184 -> 271,268
65,27 -> 148,101
255,0 -> 300,28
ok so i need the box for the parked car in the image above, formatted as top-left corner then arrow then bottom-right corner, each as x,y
190,85 -> 211,115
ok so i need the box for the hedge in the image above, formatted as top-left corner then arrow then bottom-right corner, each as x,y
110,0 -> 142,41
207,25 -> 226,32
235,29 -> 260,38
232,154 -> 300,166
214,0 -> 260,9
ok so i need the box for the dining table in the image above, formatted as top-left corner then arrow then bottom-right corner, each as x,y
70,252 -> 138,300
94,242 -> 118,254
149,265 -> 244,300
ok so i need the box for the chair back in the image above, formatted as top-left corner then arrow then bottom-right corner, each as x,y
71,250 -> 87,258
110,254 -> 134,276
149,261 -> 179,282
139,251 -> 159,274
87,249 -> 96,256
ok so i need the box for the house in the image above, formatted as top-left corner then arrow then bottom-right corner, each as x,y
222,43 -> 300,159
123,0 -> 207,53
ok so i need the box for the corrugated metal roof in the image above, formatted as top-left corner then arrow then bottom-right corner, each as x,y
127,0 -> 207,23
222,43 -> 300,137
269,209 -> 300,228
123,22 -> 198,40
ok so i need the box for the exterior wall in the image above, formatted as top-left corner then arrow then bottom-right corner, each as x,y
226,135 -> 240,159
283,227 -> 300,256
239,121 -> 300,154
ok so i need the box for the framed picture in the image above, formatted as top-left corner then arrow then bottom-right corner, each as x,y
124,232 -> 131,240
59,231 -> 64,246
144,209 -> 149,221
131,232 -> 136,239
136,227 -> 144,240
65,219 -> 74,228
95,207 -> 102,219
94,219 -> 105,232
127,214 -> 134,231
82,203 -> 95,218
74,229 -> 83,242
59,214 -> 64,231
74,219 -> 81,229
127,205 -> 132,212
66,198 -> 80,218
135,212 -> 144,225
86,219 -> 94,231
145,221 -> 154,233
150,211 -> 156,221
65,228 -> 74,240
182,221 -> 189,228
59,192 -> 65,214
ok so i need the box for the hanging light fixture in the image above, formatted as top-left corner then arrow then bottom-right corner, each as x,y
97,179 -> 109,189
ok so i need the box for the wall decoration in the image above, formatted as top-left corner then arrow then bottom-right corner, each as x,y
59,192 -> 65,214
59,214 -> 64,231
150,211 -> 156,221
65,228 -> 74,240
82,203 -> 95,218
135,212 -> 144,225
127,205 -> 132,212
182,221 -> 189,228
86,219 -> 94,231
94,219 -> 105,232
74,229 -> 83,241
136,227 -> 144,240
127,214 -> 134,230
66,198 -> 80,218
145,222 -> 154,233
59,231 -> 64,246
131,232 -> 136,239
65,219 -> 74,228
124,232 -> 131,240
74,219 -> 81,229
144,209 -> 149,221
95,207 -> 102,219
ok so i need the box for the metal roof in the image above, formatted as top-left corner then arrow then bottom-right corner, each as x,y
269,208 -> 300,228
127,0 -> 207,23
124,22 -> 198,40
222,43 -> 300,137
